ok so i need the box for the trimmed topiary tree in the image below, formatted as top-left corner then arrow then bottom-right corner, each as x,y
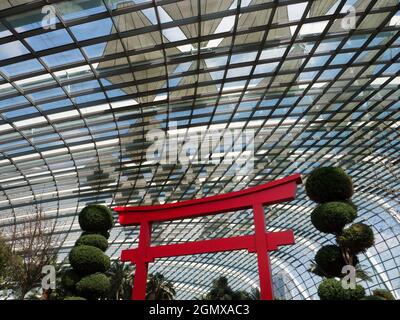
318,278 -> 365,300
61,269 -> 81,293
69,245 -> 110,275
315,245 -> 347,278
311,202 -> 357,234
79,205 -> 113,232
305,167 -> 380,300
305,167 -> 353,203
64,204 -> 113,300
76,273 -> 111,300
75,234 -> 108,252
337,223 -> 375,254
75,234 -> 109,252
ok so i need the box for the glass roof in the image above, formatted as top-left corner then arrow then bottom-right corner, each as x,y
0,0 -> 399,299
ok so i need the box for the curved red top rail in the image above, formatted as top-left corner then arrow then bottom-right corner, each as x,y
115,173 -> 302,225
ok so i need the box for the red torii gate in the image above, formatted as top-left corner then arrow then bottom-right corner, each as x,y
114,173 -> 302,300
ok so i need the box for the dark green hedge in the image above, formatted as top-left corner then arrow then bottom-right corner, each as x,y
76,273 -> 111,300
78,204 -> 114,232
311,202 -> 357,234
75,234 -> 108,252
338,223 -> 375,253
315,245 -> 346,278
69,245 -> 110,275
61,269 -> 81,291
318,278 -> 365,300
305,167 -> 353,203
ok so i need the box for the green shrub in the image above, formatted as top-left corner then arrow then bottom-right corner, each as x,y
372,289 -> 395,300
318,278 -> 365,300
338,223 -> 375,253
75,234 -> 108,252
311,202 -> 357,234
69,245 -> 110,275
64,296 -> 86,300
315,245 -> 346,278
76,273 -> 111,300
79,205 -> 114,232
305,167 -> 353,203
81,230 -> 110,240
361,295 -> 386,300
339,199 -> 358,210
61,269 -> 81,291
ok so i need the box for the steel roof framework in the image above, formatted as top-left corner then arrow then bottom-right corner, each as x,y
0,0 -> 398,299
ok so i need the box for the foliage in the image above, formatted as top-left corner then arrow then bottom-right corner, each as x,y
0,234 -> 20,290
106,261 -> 135,300
305,167 -> 353,203
311,202 -> 357,234
2,208 -> 66,299
306,167 -> 380,301
361,295 -> 385,300
318,278 -> 365,300
75,234 -> 108,252
78,205 -> 114,232
146,273 -> 176,300
76,273 -> 111,300
338,223 -> 375,254
69,245 -> 110,275
200,276 -> 254,300
314,245 -> 346,278
372,288 -> 395,300
354,265 -> 372,282
62,204 -> 113,300
61,269 -> 81,292
64,296 -> 87,300
248,287 -> 260,300
0,234 -> 13,275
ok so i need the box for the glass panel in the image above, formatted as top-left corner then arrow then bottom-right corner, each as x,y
25,29 -> 73,51
0,41 -> 29,60
0,59 -> 44,77
70,18 -> 115,41
56,0 -> 107,21
41,49 -> 85,68
6,8 -> 58,33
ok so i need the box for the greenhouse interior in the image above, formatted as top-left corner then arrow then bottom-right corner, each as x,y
0,0 -> 399,301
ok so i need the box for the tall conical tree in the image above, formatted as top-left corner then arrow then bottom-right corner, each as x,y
305,167 -> 375,300
63,204 -> 113,300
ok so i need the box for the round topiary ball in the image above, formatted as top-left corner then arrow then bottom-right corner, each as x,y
61,269 -> 81,291
69,245 -> 110,275
318,278 -> 365,300
315,245 -> 346,278
75,234 -> 108,252
64,296 -> 86,300
311,202 -> 357,234
339,199 -> 358,211
305,167 -> 354,203
78,204 -> 113,232
81,230 -> 110,240
372,288 -> 395,300
338,223 -> 375,253
76,273 -> 111,300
